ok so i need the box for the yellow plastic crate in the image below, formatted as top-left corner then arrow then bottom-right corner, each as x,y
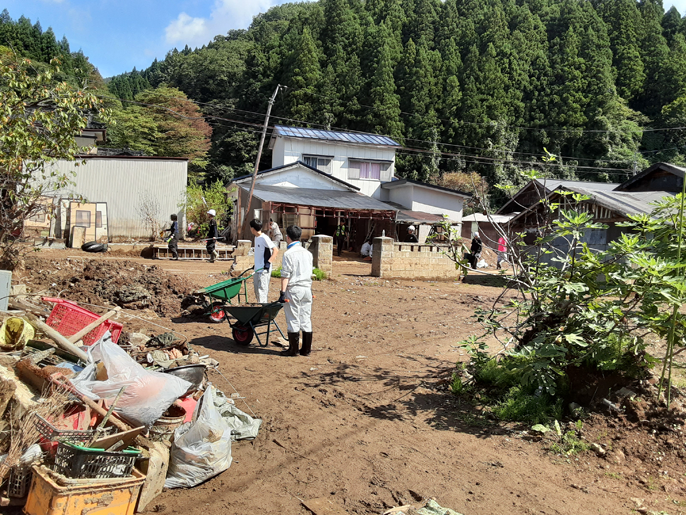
24,465 -> 145,515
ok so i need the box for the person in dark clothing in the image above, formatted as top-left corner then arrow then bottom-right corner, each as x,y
406,225 -> 419,243
468,232 -> 483,269
165,214 -> 179,260
334,222 -> 347,256
206,209 -> 219,262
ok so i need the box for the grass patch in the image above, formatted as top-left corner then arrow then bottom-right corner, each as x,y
271,267 -> 327,280
492,385 -> 564,425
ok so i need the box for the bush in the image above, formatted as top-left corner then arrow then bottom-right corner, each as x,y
492,386 -> 564,425
182,180 -> 230,237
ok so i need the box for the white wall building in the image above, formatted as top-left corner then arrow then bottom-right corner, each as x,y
269,126 -> 398,199
45,155 -> 188,240
233,125 -> 469,245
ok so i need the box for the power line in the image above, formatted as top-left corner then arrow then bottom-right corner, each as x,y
99,94 -> 651,174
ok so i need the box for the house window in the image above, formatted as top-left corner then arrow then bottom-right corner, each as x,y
96,211 -> 103,229
348,160 -> 392,181
303,155 -> 332,174
28,208 -> 46,223
75,210 -> 91,227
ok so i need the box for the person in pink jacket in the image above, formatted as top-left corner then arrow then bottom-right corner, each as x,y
497,236 -> 508,269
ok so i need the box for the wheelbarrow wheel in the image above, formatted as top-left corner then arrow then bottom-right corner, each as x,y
232,324 -> 254,345
209,303 -> 226,323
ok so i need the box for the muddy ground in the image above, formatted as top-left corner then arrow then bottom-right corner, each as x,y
15,250 -> 686,515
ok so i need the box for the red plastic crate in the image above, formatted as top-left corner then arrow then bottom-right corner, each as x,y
42,298 -> 122,346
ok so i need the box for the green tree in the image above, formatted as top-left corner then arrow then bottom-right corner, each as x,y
135,87 -> 213,166
0,51 -> 109,268
284,27 -> 322,121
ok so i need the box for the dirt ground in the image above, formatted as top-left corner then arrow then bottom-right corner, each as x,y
15,249 -> 686,515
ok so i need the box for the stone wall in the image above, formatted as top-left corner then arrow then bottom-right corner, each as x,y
308,235 -> 333,276
371,237 -> 460,279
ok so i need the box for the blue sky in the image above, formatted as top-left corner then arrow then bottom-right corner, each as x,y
8,0 -> 686,78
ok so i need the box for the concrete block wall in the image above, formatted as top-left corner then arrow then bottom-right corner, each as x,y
371,237 -> 460,279
308,235 -> 333,276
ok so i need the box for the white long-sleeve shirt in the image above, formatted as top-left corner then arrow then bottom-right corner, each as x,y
281,242 -> 313,289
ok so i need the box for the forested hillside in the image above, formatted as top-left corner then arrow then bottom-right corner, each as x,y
104,0 -> 686,195
0,10 -> 212,168
0,9 -> 105,90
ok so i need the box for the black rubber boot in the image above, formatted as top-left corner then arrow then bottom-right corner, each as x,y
281,332 -> 299,356
300,332 -> 312,356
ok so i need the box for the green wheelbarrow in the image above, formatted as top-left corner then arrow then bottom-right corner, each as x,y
200,267 -> 256,322
222,301 -> 286,347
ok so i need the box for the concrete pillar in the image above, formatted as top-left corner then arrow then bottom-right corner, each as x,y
371,237 -> 393,277
308,235 -> 333,276
0,271 -> 10,311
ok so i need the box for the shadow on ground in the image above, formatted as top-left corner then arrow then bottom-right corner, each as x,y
300,360 -> 505,438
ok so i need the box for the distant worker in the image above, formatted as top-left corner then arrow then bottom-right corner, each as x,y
335,221 -> 347,256
406,225 -> 418,243
165,214 -> 179,260
278,225 -> 313,357
497,235 -> 508,269
206,210 -> 219,263
269,218 -> 283,248
250,219 -> 278,303
467,232 -> 483,269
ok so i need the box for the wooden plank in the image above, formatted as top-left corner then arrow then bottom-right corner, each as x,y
301,498 -> 350,515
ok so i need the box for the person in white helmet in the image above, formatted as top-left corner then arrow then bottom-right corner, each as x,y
406,225 -> 418,243
206,209 -> 219,262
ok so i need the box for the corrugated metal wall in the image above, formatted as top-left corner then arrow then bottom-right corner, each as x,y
47,158 -> 187,239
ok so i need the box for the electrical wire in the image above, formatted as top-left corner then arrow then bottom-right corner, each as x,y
100,93 -> 680,174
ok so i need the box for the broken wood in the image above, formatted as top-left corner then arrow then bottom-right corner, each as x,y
24,313 -> 88,362
45,373 -> 131,433
68,308 -> 120,344
7,298 -> 49,316
93,426 -> 145,450
0,378 -> 16,419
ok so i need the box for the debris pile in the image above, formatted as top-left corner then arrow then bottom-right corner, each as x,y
0,294 -> 258,512
19,257 -> 195,317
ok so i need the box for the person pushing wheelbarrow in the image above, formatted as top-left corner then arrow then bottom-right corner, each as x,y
277,225 -> 313,357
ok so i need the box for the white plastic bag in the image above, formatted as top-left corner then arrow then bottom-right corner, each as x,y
213,389 -> 262,441
165,386 -> 233,488
477,259 -> 488,268
72,340 -> 191,427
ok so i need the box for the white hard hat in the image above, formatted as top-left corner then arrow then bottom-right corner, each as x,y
207,209 -> 216,216
408,225 -> 415,232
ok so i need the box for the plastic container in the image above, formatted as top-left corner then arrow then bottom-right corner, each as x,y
149,405 -> 186,442
24,465 -> 145,515
43,297 -> 122,346
35,414 -> 95,444
54,442 -> 139,479
7,465 -> 32,498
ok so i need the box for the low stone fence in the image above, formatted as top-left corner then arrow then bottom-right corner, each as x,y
371,237 -> 460,279
235,236 -> 333,277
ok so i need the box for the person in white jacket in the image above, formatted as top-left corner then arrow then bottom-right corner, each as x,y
277,225 -> 313,356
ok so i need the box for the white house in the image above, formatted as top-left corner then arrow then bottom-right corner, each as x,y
231,125 -> 469,248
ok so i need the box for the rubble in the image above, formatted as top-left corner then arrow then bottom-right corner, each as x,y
0,294 -> 260,512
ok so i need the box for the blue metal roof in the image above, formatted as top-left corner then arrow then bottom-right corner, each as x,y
274,125 -> 400,147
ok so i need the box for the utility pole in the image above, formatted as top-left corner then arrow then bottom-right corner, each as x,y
241,84 -> 284,235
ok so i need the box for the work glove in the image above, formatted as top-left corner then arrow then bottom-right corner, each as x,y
278,291 -> 287,303
166,236 -> 173,243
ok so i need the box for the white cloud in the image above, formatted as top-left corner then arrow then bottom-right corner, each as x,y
165,0 -> 276,48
